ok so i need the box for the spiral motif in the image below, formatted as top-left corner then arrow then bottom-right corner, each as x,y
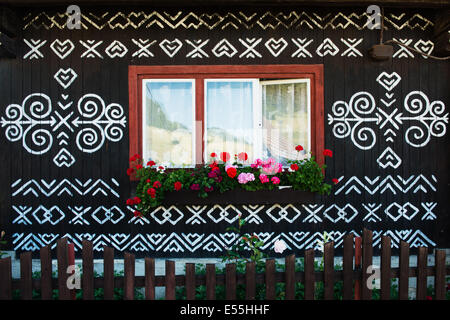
429,120 -> 446,138
405,122 -> 430,148
5,125 -> 23,142
23,94 -> 52,121
78,94 -> 105,119
105,103 -> 124,121
351,123 -> 376,150
331,100 -> 349,118
4,104 -> 23,122
350,92 -> 376,117
404,91 -> 429,115
76,125 -> 105,153
332,121 -> 351,139
104,123 -> 123,142
23,127 -> 53,155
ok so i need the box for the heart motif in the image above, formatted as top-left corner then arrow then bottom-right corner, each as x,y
414,39 -> 434,58
54,68 -> 78,89
105,40 -> 128,58
50,39 -> 75,59
376,71 -> 401,91
159,38 -> 183,57
265,38 -> 288,57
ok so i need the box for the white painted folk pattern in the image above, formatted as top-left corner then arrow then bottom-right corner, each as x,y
11,229 -> 436,252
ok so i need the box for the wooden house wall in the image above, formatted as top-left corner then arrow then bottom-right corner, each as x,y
0,6 -> 448,257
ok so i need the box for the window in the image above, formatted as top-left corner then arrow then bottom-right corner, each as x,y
129,65 -> 324,178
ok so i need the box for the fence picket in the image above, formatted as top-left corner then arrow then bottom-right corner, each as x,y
435,249 -> 446,300
57,238 -> 71,300
0,257 -> 12,299
226,263 -> 236,300
103,246 -> 115,300
124,252 -> 135,300
343,234 -> 353,300
82,240 -> 94,300
304,249 -> 314,300
206,263 -> 216,300
165,260 -> 176,300
40,246 -> 52,300
185,263 -> 196,300
20,252 -> 32,300
361,229 -> 373,300
245,261 -> 256,300
265,259 -> 275,300
399,241 -> 410,300
354,236 -> 362,300
381,236 -> 391,300
285,254 -> 295,300
145,258 -> 155,300
324,241 -> 334,300
416,247 -> 427,300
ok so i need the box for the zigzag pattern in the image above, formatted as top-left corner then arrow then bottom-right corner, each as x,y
23,11 -> 433,31
11,178 -> 120,198
334,175 -> 437,195
12,229 -> 436,253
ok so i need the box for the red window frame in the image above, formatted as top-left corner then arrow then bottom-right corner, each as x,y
128,64 -> 324,180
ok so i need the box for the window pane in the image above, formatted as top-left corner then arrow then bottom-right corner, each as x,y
143,81 -> 194,167
261,80 -> 309,165
206,81 -> 255,161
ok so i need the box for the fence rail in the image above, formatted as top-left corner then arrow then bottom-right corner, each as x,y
0,229 -> 449,300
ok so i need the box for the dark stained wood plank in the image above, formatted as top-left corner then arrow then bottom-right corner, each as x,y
434,249 -> 446,300
380,236 -> 391,300
361,229 -> 373,300
82,240 -> 94,300
225,263 -> 236,300
416,247 -> 427,300
145,258 -> 155,300
323,241 -> 334,300
265,259 -> 275,300
284,254 -> 295,300
185,263 -> 196,300
67,243 -> 76,300
56,238 -> 70,300
103,246 -> 114,300
0,257 -> 12,299
343,234 -> 354,300
20,252 -> 32,300
40,246 -> 52,300
399,241 -> 410,300
245,261 -> 256,300
124,252 -> 135,300
165,260 -> 176,300
206,263 -> 216,300
304,249 -> 314,300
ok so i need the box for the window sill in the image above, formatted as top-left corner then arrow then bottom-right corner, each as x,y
161,188 -> 317,205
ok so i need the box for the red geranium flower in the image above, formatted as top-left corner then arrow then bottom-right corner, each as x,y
133,196 -> 141,204
147,160 -> 156,167
146,179 -> 151,183
209,161 -> 218,169
323,149 -> 333,157
242,236 -> 249,242
136,164 -> 143,170
210,152 -> 217,158
147,188 -> 156,195
220,152 -> 231,162
290,163 -> 299,171
332,178 -> 339,185
295,145 -> 304,152
126,198 -> 134,205
226,167 -> 237,178
133,210 -> 142,218
174,181 -> 182,191
238,152 -> 248,161
129,155 -> 136,162
426,296 -> 432,300
153,181 -> 161,188
126,168 -> 135,176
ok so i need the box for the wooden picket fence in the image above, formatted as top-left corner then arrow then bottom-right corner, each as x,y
0,229 -> 448,300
